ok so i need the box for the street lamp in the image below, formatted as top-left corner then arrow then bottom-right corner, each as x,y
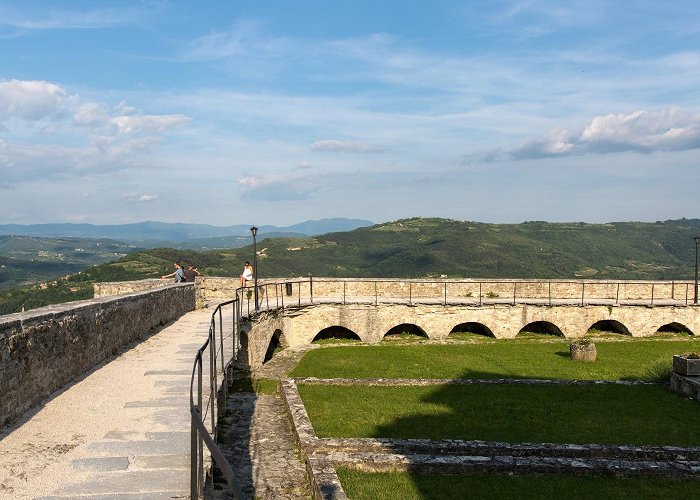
250,226 -> 259,311
694,236 -> 699,305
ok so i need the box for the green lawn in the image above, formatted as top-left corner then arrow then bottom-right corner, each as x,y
337,469 -> 700,500
297,383 -> 700,446
290,338 -> 700,381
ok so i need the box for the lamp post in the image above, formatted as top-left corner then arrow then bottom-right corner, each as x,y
694,236 -> 699,305
250,226 -> 259,311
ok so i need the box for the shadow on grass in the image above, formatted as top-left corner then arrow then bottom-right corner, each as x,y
328,366 -> 699,499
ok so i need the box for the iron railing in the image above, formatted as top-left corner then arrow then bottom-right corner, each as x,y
190,299 -> 244,499
236,277 -> 698,312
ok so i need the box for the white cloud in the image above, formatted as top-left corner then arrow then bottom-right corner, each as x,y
0,79 -> 70,121
237,174 -> 316,201
123,193 -> 159,202
0,79 -> 191,185
510,107 -> 700,159
310,139 -> 384,154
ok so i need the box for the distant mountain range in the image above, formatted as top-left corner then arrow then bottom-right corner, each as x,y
0,218 -> 375,249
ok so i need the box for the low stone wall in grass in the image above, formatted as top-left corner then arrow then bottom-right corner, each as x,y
0,284 -> 195,428
281,377 -> 700,498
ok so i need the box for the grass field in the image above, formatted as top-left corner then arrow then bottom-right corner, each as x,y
291,337 -> 700,497
290,337 -> 700,381
336,468 -> 700,500
297,383 -> 700,445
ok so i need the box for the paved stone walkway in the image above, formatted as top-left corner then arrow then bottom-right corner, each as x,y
213,347 -> 313,499
0,309 -> 214,499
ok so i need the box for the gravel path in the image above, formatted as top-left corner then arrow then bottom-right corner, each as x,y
0,309 -> 213,499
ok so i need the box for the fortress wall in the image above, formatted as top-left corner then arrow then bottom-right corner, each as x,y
93,278 -> 168,297
0,285 -> 195,428
94,277 -> 696,306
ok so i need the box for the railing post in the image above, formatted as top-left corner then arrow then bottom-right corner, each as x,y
512,282 -> 517,306
548,281 -> 552,306
651,283 -> 655,306
444,282 -> 447,306
409,282 -> 412,305
209,326 -> 216,439
191,404 -> 199,499
197,357 -> 203,496
276,284 -> 279,309
581,282 -> 585,306
375,281 -> 378,306
479,282 -> 482,306
616,283 -> 620,305
298,282 -> 301,306
343,281 -> 346,304
310,275 -> 313,304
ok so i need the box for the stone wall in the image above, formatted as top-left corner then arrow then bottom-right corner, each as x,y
93,278 -> 168,297
94,277 -> 698,307
0,284 -> 195,428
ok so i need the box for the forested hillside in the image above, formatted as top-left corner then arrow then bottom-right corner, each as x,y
2,217 -> 699,314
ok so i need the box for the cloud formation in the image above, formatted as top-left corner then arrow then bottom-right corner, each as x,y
123,193 -> 159,202
0,79 -> 190,184
0,79 -> 70,121
510,107 -> 700,159
310,139 -> 383,154
238,174 -> 315,201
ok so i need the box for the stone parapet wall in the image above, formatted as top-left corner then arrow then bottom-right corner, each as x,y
94,277 -> 698,307
0,285 -> 195,428
93,278 -> 169,297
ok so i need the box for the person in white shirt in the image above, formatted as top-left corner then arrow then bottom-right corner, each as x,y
240,261 -> 254,287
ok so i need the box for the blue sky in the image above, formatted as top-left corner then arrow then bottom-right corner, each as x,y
1,1 -> 700,226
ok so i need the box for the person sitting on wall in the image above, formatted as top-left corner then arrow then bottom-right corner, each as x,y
162,261 -> 185,283
240,261 -> 253,287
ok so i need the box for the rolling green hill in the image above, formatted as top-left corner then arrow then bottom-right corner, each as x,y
0,236 -> 140,290
2,217 -> 699,315
76,217 -> 700,281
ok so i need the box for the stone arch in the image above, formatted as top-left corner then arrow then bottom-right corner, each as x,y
384,323 -> 429,340
449,322 -> 495,338
518,321 -> 564,337
263,329 -> 285,364
312,325 -> 362,342
655,322 -> 694,336
588,320 -> 631,336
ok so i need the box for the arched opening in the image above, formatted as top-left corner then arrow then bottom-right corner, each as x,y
312,326 -> 362,343
383,323 -> 429,340
518,321 -> 564,337
655,322 -> 693,336
587,320 -> 631,336
263,329 -> 285,364
449,322 -> 495,338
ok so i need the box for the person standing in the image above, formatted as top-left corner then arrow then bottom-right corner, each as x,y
162,261 -> 185,283
184,264 -> 200,282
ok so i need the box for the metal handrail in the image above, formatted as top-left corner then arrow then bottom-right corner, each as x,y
190,299 -> 244,499
236,277 -> 698,310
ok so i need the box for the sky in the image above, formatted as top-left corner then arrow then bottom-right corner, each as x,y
1,0 -> 700,227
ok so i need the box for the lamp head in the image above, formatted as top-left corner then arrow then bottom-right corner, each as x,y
250,226 -> 258,238
695,236 -> 700,245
